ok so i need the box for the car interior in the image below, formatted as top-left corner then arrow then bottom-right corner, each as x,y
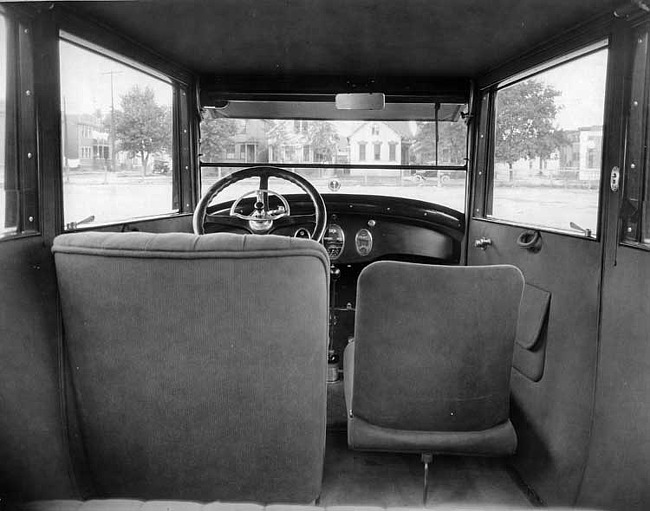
1,2 -> 650,511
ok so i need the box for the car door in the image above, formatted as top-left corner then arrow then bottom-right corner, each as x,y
577,18 -> 650,511
467,39 -> 612,505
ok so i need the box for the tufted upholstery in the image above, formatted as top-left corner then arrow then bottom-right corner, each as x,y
52,232 -> 330,503
13,500 -> 606,511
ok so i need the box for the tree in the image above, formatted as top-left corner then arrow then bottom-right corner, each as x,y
413,121 -> 436,163
495,79 -> 562,175
114,86 -> 171,176
266,120 -> 290,162
200,117 -> 239,161
413,120 -> 467,165
438,121 -> 467,164
307,121 -> 338,162
531,129 -> 571,171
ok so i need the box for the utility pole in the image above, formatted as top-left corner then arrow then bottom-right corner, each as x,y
101,70 -> 122,174
62,96 -> 69,183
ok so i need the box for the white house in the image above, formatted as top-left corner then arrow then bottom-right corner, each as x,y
347,122 -> 412,165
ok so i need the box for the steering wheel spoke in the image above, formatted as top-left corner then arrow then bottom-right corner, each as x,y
193,166 -> 326,241
259,174 -> 270,211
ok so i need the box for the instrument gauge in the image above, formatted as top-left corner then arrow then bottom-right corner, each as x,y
323,224 -> 345,260
355,228 -> 373,256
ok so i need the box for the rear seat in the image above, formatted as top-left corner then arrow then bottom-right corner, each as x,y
14,501 -> 605,511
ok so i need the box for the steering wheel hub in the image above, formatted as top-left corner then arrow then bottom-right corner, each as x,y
248,215 -> 274,232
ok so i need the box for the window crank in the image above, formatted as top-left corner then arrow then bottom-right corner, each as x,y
474,237 -> 492,250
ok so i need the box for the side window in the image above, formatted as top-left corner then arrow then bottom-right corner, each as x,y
487,45 -> 608,237
59,35 -> 177,229
622,26 -> 650,247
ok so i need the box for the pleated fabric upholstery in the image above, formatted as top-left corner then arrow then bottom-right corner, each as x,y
346,261 -> 524,455
14,499 -> 605,511
52,232 -> 329,503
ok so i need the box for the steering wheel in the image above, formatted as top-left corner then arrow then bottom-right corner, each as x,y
193,166 -> 327,241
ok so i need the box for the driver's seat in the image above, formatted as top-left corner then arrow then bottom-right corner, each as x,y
52,231 -> 330,503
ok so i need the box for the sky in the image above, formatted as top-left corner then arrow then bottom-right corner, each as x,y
531,48 -> 608,130
59,40 -> 173,116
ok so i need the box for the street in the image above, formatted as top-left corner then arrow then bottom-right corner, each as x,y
1,171 -> 599,236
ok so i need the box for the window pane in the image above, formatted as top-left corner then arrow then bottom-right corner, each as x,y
200,166 -> 467,213
199,112 -> 468,212
59,38 -> 175,228
0,15 -> 17,237
389,142 -> 397,161
490,48 -> 608,236
200,116 -> 467,167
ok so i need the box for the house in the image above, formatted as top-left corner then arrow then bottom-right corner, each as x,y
347,122 -> 413,165
224,119 -> 269,163
267,120 -> 307,163
494,124 -> 604,182
267,120 -> 341,164
62,113 -> 111,171
575,126 -> 603,181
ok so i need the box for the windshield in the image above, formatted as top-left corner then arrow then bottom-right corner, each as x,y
199,106 -> 468,212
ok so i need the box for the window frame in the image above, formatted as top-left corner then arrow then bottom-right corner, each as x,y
473,40 -> 610,241
58,31 -> 186,230
0,9 -> 39,241
198,110 -> 472,215
620,21 -> 650,251
48,5 -> 197,233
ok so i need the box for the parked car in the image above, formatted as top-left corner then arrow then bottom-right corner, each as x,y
152,159 -> 171,174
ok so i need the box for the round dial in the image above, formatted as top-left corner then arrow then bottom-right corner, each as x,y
323,224 -> 345,260
355,228 -> 373,256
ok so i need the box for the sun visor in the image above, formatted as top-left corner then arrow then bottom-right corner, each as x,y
202,100 -> 465,122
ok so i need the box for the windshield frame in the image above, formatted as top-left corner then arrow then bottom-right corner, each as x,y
198,107 -> 471,213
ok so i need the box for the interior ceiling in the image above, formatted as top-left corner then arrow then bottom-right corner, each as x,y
62,0 -> 619,79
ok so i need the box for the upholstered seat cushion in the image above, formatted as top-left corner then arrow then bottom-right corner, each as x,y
345,261 -> 524,455
13,499 -> 606,511
52,231 -> 330,259
344,342 -> 517,456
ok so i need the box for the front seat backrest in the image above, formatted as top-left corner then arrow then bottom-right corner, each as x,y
53,232 -> 329,503
346,261 -> 524,455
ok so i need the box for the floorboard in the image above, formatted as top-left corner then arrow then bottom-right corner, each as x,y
319,431 -> 533,508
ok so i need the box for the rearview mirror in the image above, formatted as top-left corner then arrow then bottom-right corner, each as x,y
335,93 -> 385,110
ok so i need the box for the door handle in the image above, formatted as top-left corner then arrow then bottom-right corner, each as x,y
474,237 -> 492,250
610,166 -> 620,192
